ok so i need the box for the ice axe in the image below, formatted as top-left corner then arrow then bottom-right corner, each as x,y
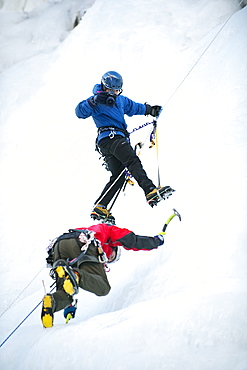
161,208 -> 181,234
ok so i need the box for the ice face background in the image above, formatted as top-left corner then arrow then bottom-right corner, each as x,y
0,1 -> 247,369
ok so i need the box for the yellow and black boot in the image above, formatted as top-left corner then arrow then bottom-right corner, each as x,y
41,294 -> 55,328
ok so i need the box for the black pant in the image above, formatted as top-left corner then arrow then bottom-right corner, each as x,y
95,136 -> 155,206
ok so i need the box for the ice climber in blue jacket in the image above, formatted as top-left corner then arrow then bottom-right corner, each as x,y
75,71 -> 174,223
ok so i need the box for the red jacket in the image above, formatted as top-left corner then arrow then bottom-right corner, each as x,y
76,223 -> 161,259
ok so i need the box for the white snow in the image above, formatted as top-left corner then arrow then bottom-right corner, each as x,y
0,0 -> 247,369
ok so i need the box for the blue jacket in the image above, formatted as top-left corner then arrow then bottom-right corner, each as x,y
75,84 -> 146,142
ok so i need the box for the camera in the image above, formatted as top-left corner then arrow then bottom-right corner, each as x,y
105,93 -> 116,107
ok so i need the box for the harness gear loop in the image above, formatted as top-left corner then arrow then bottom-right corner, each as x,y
97,244 -> 108,264
109,130 -> 115,139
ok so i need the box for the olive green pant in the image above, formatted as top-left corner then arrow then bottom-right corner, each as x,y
52,238 -> 111,312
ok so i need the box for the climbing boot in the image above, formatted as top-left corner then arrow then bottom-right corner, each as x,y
146,186 -> 175,207
90,204 -> 115,224
41,293 -> 55,328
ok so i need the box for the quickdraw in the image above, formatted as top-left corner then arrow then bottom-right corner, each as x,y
124,169 -> 134,186
149,122 -> 157,148
134,142 -> 144,156
97,242 -> 108,264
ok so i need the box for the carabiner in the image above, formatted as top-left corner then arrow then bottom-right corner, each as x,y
109,130 -> 116,139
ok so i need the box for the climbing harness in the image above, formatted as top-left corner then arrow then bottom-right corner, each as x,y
97,125 -> 129,138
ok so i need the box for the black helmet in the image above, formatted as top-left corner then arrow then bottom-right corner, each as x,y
101,71 -> 123,91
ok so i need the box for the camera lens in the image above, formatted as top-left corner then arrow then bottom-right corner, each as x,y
106,94 -> 116,107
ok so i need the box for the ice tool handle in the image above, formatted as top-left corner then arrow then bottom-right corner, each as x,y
162,208 -> 181,233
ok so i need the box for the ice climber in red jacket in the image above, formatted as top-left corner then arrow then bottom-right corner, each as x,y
41,223 -> 165,328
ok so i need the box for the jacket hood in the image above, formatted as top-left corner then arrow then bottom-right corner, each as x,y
92,84 -> 102,95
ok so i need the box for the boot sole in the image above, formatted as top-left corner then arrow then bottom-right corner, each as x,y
147,187 -> 175,207
41,295 -> 53,328
91,211 -> 108,220
91,212 -> 115,225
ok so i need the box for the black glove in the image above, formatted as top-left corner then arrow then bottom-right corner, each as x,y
89,92 -> 116,107
145,104 -> 162,117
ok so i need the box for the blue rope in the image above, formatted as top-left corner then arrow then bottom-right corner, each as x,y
0,300 -> 42,348
0,286 -> 55,348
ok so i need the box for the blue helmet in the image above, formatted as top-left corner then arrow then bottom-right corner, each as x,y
101,71 -> 123,91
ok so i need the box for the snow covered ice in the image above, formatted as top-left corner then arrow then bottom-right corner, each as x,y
0,0 -> 247,369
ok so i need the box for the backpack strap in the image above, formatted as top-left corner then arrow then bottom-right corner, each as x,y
46,229 -> 97,268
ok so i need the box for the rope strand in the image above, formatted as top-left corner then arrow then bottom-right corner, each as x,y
0,285 -> 56,348
162,0 -> 244,110
0,266 -> 45,319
